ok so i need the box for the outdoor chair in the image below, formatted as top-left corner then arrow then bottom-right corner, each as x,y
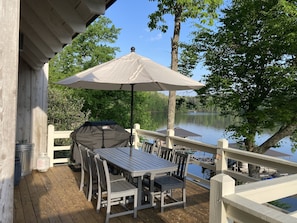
154,151 -> 190,212
78,145 -> 126,202
157,146 -> 175,162
90,153 -> 126,212
142,146 -> 175,201
77,144 -> 85,192
144,146 -> 174,186
86,149 -> 99,202
94,154 -> 138,223
141,141 -> 154,154
81,147 -> 100,202
78,145 -> 93,201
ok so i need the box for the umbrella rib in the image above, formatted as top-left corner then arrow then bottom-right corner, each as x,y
155,82 -> 166,91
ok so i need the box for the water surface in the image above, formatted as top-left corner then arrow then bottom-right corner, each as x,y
154,111 -> 296,162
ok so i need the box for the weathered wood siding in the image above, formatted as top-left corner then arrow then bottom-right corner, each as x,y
0,0 -> 20,222
17,59 -> 48,169
17,59 -> 33,143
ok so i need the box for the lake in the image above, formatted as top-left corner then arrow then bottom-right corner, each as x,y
154,111 -> 297,163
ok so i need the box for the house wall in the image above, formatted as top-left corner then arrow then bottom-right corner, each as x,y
17,58 -> 48,169
0,1 -> 112,222
0,0 -> 20,222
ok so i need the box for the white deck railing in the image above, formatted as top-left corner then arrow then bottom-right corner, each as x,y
47,124 -> 297,222
210,173 -> 297,223
210,139 -> 297,223
47,124 -> 72,167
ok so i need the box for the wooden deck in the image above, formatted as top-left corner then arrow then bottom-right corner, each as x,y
14,165 -> 210,223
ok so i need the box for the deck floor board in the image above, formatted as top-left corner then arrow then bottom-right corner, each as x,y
14,165 -> 209,223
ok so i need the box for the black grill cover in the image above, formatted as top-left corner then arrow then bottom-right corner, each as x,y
70,121 -> 130,164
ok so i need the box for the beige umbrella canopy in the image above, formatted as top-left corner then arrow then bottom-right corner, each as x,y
57,47 -> 204,145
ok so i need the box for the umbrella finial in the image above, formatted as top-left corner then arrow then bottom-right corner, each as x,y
131,47 -> 135,52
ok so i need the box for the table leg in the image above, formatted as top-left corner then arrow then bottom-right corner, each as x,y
135,175 -> 157,210
149,175 -> 156,206
137,176 -> 142,207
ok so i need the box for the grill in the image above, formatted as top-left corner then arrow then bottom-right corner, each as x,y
70,121 -> 130,164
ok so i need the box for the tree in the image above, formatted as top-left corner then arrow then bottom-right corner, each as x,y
148,0 -> 223,134
49,16 -> 121,83
48,88 -> 91,130
193,0 -> 297,176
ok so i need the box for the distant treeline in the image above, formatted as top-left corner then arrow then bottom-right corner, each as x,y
146,93 -> 220,113
175,95 -> 220,113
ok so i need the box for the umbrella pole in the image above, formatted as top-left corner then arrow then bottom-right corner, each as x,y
130,84 -> 135,147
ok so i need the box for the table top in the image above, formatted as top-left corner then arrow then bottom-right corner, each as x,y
94,147 -> 177,177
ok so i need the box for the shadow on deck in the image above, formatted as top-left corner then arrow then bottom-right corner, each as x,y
14,165 -> 210,223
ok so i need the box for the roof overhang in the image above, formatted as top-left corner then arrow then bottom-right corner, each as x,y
19,0 -> 116,70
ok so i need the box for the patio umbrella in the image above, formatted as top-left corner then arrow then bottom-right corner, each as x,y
57,47 -> 204,145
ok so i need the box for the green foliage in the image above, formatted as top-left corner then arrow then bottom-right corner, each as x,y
47,88 -> 90,130
178,42 -> 201,77
49,16 -> 121,129
49,16 -> 121,83
145,92 -> 168,112
176,96 -> 199,111
148,0 -> 223,32
133,92 -> 164,130
192,0 -> 297,152
76,90 -> 166,130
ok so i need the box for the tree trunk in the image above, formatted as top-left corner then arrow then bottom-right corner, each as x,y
248,164 -> 261,178
244,137 -> 262,178
167,7 -> 181,131
258,122 -> 297,153
167,91 -> 176,130
246,122 -> 297,178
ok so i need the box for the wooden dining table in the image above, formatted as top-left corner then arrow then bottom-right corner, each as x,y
94,147 -> 178,209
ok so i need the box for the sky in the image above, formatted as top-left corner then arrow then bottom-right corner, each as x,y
104,0 -> 213,96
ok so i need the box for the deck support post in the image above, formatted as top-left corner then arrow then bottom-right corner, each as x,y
166,128 -> 174,148
216,139 -> 228,174
134,123 -> 140,148
209,173 -> 235,223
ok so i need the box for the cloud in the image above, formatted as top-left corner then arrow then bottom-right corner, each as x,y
150,32 -> 162,41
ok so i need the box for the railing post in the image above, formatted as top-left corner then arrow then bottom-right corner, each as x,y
216,138 -> 228,174
47,125 -> 55,167
166,128 -> 174,148
209,173 -> 235,223
134,123 -> 140,149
